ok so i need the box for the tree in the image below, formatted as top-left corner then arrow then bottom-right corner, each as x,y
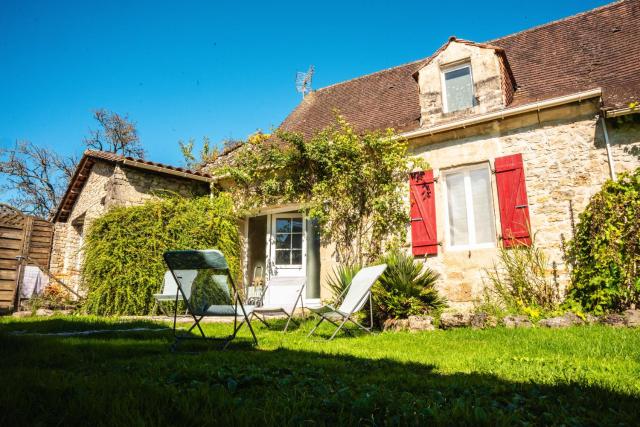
218,115 -> 421,265
179,136 -> 219,170
84,109 -> 144,158
0,141 -> 77,218
179,135 -> 262,171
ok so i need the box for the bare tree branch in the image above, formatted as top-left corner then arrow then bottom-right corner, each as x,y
0,141 -> 77,218
84,109 -> 144,158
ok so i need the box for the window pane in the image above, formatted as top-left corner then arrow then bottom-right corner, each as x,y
275,234 -> 291,249
275,218 -> 291,233
291,233 -> 302,250
291,218 -> 303,233
445,67 -> 473,112
446,172 -> 469,246
470,168 -> 495,244
276,249 -> 290,265
291,250 -> 302,265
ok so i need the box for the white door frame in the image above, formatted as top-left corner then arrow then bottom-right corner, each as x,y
267,212 -> 306,279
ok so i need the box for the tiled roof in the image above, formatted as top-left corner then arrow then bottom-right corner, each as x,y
53,150 -> 212,222
278,0 -> 639,137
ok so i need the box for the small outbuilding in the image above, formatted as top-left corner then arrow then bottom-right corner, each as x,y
50,150 -> 212,292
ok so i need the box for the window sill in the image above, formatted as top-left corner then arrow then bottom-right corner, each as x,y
445,242 -> 496,252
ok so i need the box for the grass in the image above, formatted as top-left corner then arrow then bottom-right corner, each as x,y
1,315 -> 639,426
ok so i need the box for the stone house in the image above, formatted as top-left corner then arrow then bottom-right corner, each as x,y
50,150 -> 211,291
211,0 -> 640,310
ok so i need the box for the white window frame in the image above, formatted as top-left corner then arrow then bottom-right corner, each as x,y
440,62 -> 475,113
442,163 -> 496,251
270,213 -> 306,272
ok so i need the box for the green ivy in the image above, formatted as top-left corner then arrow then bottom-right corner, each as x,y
566,168 -> 640,314
81,194 -> 240,316
216,115 -> 423,266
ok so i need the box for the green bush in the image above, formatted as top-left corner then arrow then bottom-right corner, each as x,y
82,194 -> 240,315
566,168 -> 640,314
482,235 -> 561,318
373,250 -> 446,321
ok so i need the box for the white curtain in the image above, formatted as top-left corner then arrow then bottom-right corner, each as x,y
446,172 -> 469,246
470,168 -> 495,244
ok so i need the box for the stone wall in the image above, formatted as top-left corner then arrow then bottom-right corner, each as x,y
417,40 -> 507,127
407,101 -> 639,311
50,161 -> 114,291
50,160 -> 210,293
104,165 -> 208,209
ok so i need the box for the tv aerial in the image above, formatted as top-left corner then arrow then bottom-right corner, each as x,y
296,65 -> 314,99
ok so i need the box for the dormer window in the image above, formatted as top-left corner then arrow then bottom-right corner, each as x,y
442,63 -> 474,113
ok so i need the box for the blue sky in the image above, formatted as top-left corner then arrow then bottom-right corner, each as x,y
0,0 -> 609,175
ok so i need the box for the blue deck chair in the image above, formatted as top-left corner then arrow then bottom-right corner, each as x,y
163,249 -> 257,349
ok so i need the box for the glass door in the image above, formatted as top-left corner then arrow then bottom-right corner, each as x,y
269,213 -> 305,278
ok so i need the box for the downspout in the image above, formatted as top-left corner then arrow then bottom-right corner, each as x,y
600,116 -> 617,181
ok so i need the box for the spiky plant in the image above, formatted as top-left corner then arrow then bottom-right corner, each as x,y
373,249 -> 446,320
326,264 -> 362,304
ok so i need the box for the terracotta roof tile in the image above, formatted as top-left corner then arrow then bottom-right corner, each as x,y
53,150 -> 212,222
278,0 -> 640,137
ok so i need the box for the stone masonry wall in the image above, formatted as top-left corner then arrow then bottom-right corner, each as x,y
50,161 -> 114,292
104,165 -> 208,209
407,102 -> 639,312
417,41 -> 506,127
50,161 -> 210,294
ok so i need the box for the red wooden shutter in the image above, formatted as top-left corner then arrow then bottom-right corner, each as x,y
409,170 -> 438,256
494,154 -> 532,247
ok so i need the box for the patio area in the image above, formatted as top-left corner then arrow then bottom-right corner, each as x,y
1,315 -> 639,426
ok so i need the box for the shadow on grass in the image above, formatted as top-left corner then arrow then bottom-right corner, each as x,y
0,317 -> 638,426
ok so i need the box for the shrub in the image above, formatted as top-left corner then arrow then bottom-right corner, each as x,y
373,250 -> 446,321
82,194 -> 240,315
482,235 -> 561,316
566,168 -> 640,314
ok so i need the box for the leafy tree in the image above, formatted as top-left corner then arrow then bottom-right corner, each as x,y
217,115 -> 420,265
84,109 -> 144,158
179,133 -> 268,171
0,141 -> 77,218
179,136 -> 219,170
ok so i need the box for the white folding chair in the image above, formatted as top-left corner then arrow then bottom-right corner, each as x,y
308,264 -> 387,340
153,270 -> 197,315
250,277 -> 306,332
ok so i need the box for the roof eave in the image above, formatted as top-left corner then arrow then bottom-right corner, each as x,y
398,88 -> 603,140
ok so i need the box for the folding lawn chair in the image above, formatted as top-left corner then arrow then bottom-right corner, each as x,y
308,264 -> 387,340
153,270 -> 197,315
250,277 -> 306,332
163,249 -> 258,349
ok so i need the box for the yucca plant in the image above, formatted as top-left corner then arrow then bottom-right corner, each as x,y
326,264 -> 362,304
373,249 -> 446,321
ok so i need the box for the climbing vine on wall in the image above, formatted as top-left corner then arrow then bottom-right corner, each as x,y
216,115 -> 423,266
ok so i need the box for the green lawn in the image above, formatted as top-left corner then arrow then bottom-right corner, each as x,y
1,316 -> 639,426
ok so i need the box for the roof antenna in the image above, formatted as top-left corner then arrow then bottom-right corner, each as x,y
295,65 -> 314,99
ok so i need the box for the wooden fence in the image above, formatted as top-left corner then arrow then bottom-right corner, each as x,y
0,204 -> 54,312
